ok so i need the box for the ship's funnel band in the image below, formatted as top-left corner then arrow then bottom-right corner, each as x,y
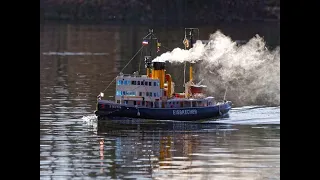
153,62 -> 165,70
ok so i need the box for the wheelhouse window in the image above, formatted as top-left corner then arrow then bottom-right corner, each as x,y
126,91 -> 135,96
153,82 -> 156,86
116,90 -> 122,96
149,82 -> 152,86
117,80 -> 123,85
137,81 -> 141,85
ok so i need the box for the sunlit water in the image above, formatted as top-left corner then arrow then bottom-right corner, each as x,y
40,23 -> 280,180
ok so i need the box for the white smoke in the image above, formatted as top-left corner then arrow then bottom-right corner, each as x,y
154,30 -> 280,106
152,40 -> 206,63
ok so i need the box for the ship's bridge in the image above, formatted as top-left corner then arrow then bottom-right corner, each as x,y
115,74 -> 162,105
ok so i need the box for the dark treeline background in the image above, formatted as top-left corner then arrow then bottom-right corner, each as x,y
40,0 -> 280,25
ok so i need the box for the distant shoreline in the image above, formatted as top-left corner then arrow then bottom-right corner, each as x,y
40,0 -> 279,26
40,17 -> 279,27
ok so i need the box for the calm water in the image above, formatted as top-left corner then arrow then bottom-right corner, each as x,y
40,23 -> 280,179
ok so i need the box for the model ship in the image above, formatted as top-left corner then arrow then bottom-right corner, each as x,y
95,28 -> 231,121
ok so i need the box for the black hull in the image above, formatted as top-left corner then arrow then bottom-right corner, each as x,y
95,100 -> 231,121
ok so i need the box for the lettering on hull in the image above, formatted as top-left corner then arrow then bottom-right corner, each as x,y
109,105 -> 121,109
173,109 -> 197,115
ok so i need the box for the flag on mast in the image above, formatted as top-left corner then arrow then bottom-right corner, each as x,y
142,40 -> 148,45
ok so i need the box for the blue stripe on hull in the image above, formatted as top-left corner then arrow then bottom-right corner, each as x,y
95,100 -> 231,121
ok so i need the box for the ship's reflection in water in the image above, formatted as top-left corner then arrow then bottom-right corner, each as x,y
96,120 -> 279,179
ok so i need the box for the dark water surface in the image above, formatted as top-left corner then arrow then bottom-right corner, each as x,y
40,23 -> 280,179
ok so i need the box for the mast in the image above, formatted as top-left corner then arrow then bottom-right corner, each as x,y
189,29 -> 194,83
143,29 -> 158,77
183,28 -> 199,98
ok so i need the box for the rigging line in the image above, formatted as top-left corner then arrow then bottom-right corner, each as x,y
142,32 -> 152,40
101,45 -> 144,93
138,47 -> 143,73
161,45 -> 172,51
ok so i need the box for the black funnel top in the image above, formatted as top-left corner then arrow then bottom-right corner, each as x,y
153,62 -> 165,70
